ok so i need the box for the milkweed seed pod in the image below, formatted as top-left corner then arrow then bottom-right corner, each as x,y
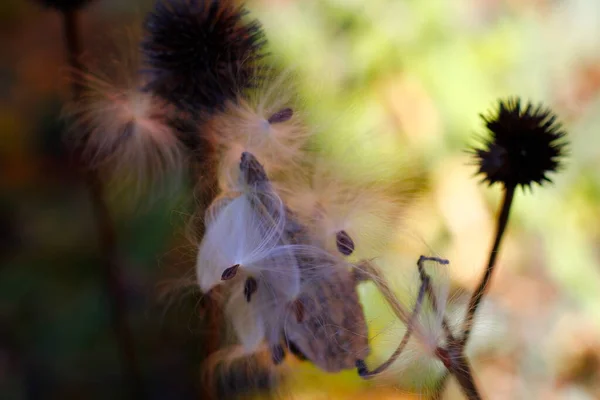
196,152 -> 300,294
196,152 -> 303,357
198,152 -> 372,372
281,251 -> 370,372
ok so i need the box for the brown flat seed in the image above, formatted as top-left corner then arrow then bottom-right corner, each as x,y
291,299 -> 305,323
271,344 -> 285,365
336,230 -> 355,256
221,264 -> 240,281
244,277 -> 258,302
267,108 -> 293,124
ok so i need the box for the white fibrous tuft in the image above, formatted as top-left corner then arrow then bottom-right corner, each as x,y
203,71 -> 311,190
196,180 -> 322,354
277,159 -> 406,259
195,189 -> 299,295
64,31 -> 185,193
224,280 -> 267,353
224,264 -> 306,354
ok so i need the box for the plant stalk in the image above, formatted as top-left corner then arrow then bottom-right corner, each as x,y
62,9 -> 143,398
460,185 -> 516,347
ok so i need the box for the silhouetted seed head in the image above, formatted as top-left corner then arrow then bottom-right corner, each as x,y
336,230 -> 355,256
142,0 -> 267,113
472,98 -> 567,189
221,264 -> 240,280
243,276 -> 257,302
33,0 -> 93,11
267,107 -> 293,124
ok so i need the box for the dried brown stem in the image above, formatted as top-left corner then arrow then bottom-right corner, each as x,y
417,256 -> 456,342
417,256 -> 483,400
460,185 -> 515,347
430,185 -> 515,399
435,346 -> 482,400
420,187 -> 517,400
356,256 -> 482,400
62,9 -> 143,398
354,261 -> 412,326
358,272 -> 429,377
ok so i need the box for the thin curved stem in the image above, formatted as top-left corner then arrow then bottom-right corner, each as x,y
358,273 -> 429,378
460,185 -> 516,347
418,257 -> 482,400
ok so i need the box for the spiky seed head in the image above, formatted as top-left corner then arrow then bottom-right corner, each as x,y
32,0 -> 93,11
472,98 -> 567,189
142,0 -> 267,113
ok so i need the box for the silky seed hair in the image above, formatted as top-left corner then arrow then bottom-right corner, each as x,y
63,28 -> 186,195
203,68 -> 312,191
276,155 -> 407,261
196,152 -> 374,371
358,257 -> 468,390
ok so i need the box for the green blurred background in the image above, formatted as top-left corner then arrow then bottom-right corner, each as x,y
1,0 -> 600,399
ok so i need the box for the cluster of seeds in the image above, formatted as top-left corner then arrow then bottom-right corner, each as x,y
64,0 -> 457,382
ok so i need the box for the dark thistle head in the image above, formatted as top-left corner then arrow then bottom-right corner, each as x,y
32,0 -> 94,11
142,0 -> 267,113
471,98 -> 567,189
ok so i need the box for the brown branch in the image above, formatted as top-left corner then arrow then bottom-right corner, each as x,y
420,186 -> 517,400
417,256 -> 483,400
435,346 -> 482,400
356,256 -> 483,399
431,186 -> 515,399
61,9 -> 143,399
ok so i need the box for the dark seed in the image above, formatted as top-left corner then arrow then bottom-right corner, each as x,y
336,230 -> 355,256
267,108 -> 293,124
221,264 -> 240,280
287,340 -> 308,361
356,359 -> 369,377
271,344 -> 285,365
291,299 -> 305,323
244,277 -> 258,302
